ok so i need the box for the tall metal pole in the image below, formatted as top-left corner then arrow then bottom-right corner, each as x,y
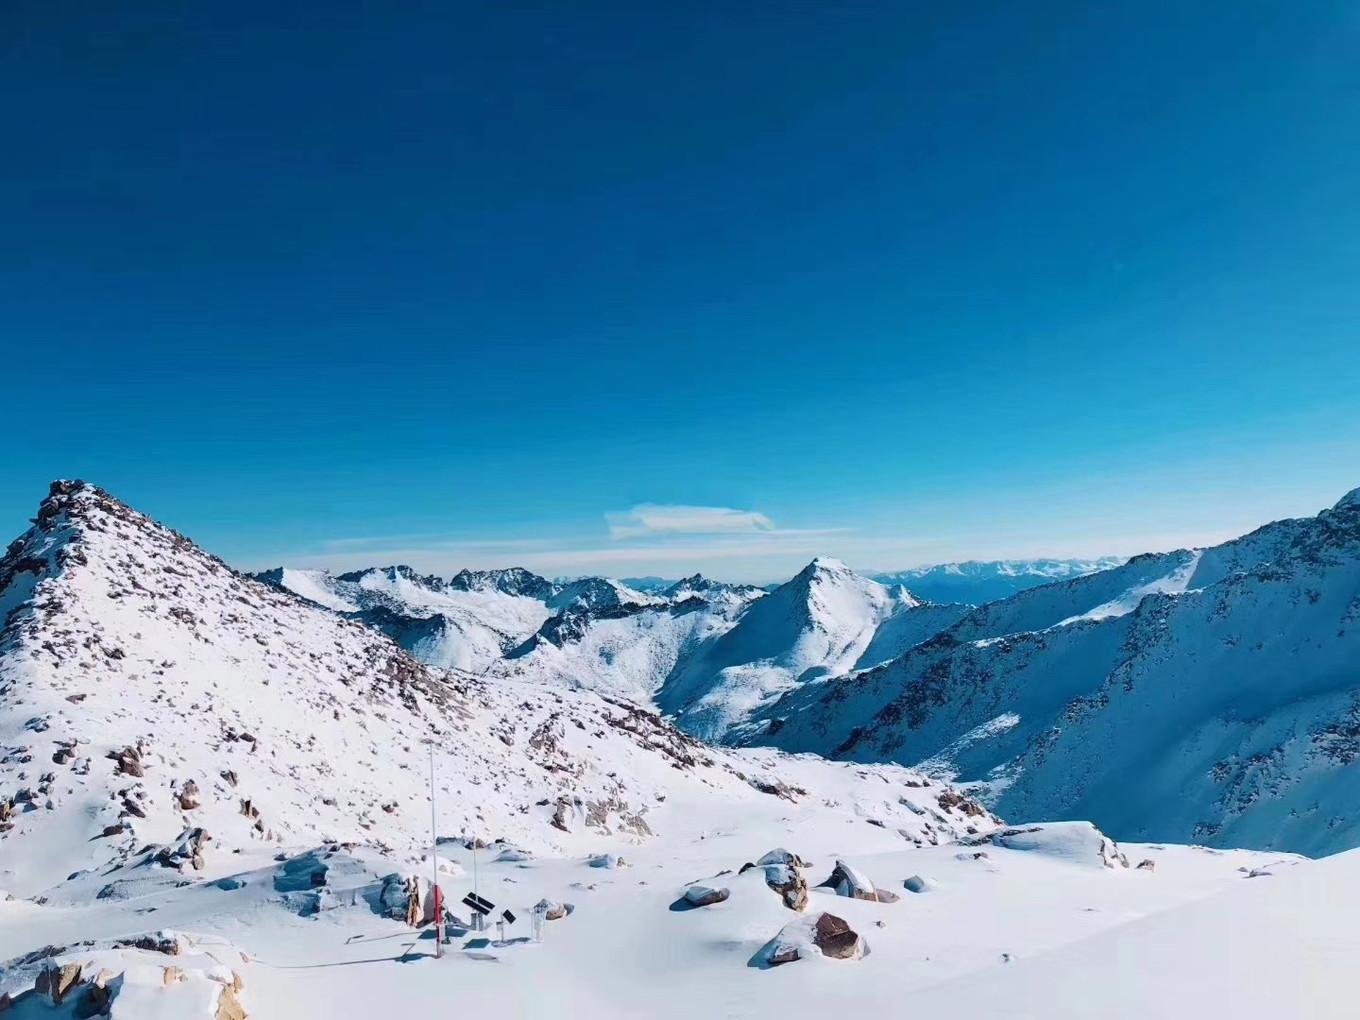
429,745 -> 442,957
471,833 -> 480,932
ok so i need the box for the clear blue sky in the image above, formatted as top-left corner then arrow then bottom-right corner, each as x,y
3,2 -> 1358,581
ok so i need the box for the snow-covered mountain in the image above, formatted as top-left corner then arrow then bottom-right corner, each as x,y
654,558 -> 902,740
872,558 -> 1123,605
252,564 -> 555,672
750,488 -> 1360,856
0,481 -> 992,901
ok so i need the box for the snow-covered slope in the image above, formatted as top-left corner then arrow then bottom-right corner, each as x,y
873,558 -> 1123,605
494,597 -> 749,705
0,481 -> 993,900
254,564 -> 554,672
906,844 -> 1358,1018
752,488 -> 1360,855
656,558 -> 900,740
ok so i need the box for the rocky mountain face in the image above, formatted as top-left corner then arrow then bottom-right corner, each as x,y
873,558 -> 1123,605
0,482 -> 991,899
751,490 -> 1360,855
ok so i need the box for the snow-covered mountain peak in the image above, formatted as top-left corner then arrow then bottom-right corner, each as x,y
547,577 -> 663,613
448,566 -> 557,599
663,573 -> 766,605
797,556 -> 853,579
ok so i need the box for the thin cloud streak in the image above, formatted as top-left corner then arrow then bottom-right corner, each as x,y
605,503 -> 777,539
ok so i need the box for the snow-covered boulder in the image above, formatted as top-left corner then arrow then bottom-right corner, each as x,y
756,847 -> 809,869
762,862 -> 809,911
756,912 -> 868,967
903,874 -> 938,894
816,859 -> 899,902
587,853 -> 627,870
989,822 -> 1129,869
682,884 -> 729,907
534,898 -> 570,920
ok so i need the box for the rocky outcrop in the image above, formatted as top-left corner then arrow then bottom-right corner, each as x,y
763,861 -> 809,912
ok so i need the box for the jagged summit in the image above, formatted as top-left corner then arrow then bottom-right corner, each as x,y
663,573 -> 766,604
336,564 -> 444,589
448,566 -> 557,599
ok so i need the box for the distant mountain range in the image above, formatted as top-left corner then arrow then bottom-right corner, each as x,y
249,489 -> 1360,855
871,558 -> 1124,604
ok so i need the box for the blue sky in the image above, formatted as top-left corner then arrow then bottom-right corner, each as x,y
3,2 -> 1358,582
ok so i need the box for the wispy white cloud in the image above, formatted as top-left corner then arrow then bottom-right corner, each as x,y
605,503 -> 776,539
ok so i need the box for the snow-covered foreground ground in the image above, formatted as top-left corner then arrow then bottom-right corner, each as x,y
0,817 -> 1323,1018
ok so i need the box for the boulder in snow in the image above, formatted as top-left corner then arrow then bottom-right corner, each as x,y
903,874 -> 938,894
534,898 -> 571,920
989,822 -> 1129,869
816,859 -> 899,902
763,862 -> 809,911
756,911 -> 867,967
682,884 -> 729,907
756,847 -> 809,869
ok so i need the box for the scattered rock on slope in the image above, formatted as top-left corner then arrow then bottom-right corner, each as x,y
682,884 -> 729,907
759,911 -> 868,967
816,859 -> 899,902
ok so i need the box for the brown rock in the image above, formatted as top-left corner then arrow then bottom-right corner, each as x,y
534,898 -> 569,920
36,962 -> 84,1005
812,913 -> 865,960
683,884 -> 730,907
768,943 -> 802,966
177,780 -> 201,811
163,966 -> 185,985
109,746 -> 145,778
215,984 -> 248,1020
